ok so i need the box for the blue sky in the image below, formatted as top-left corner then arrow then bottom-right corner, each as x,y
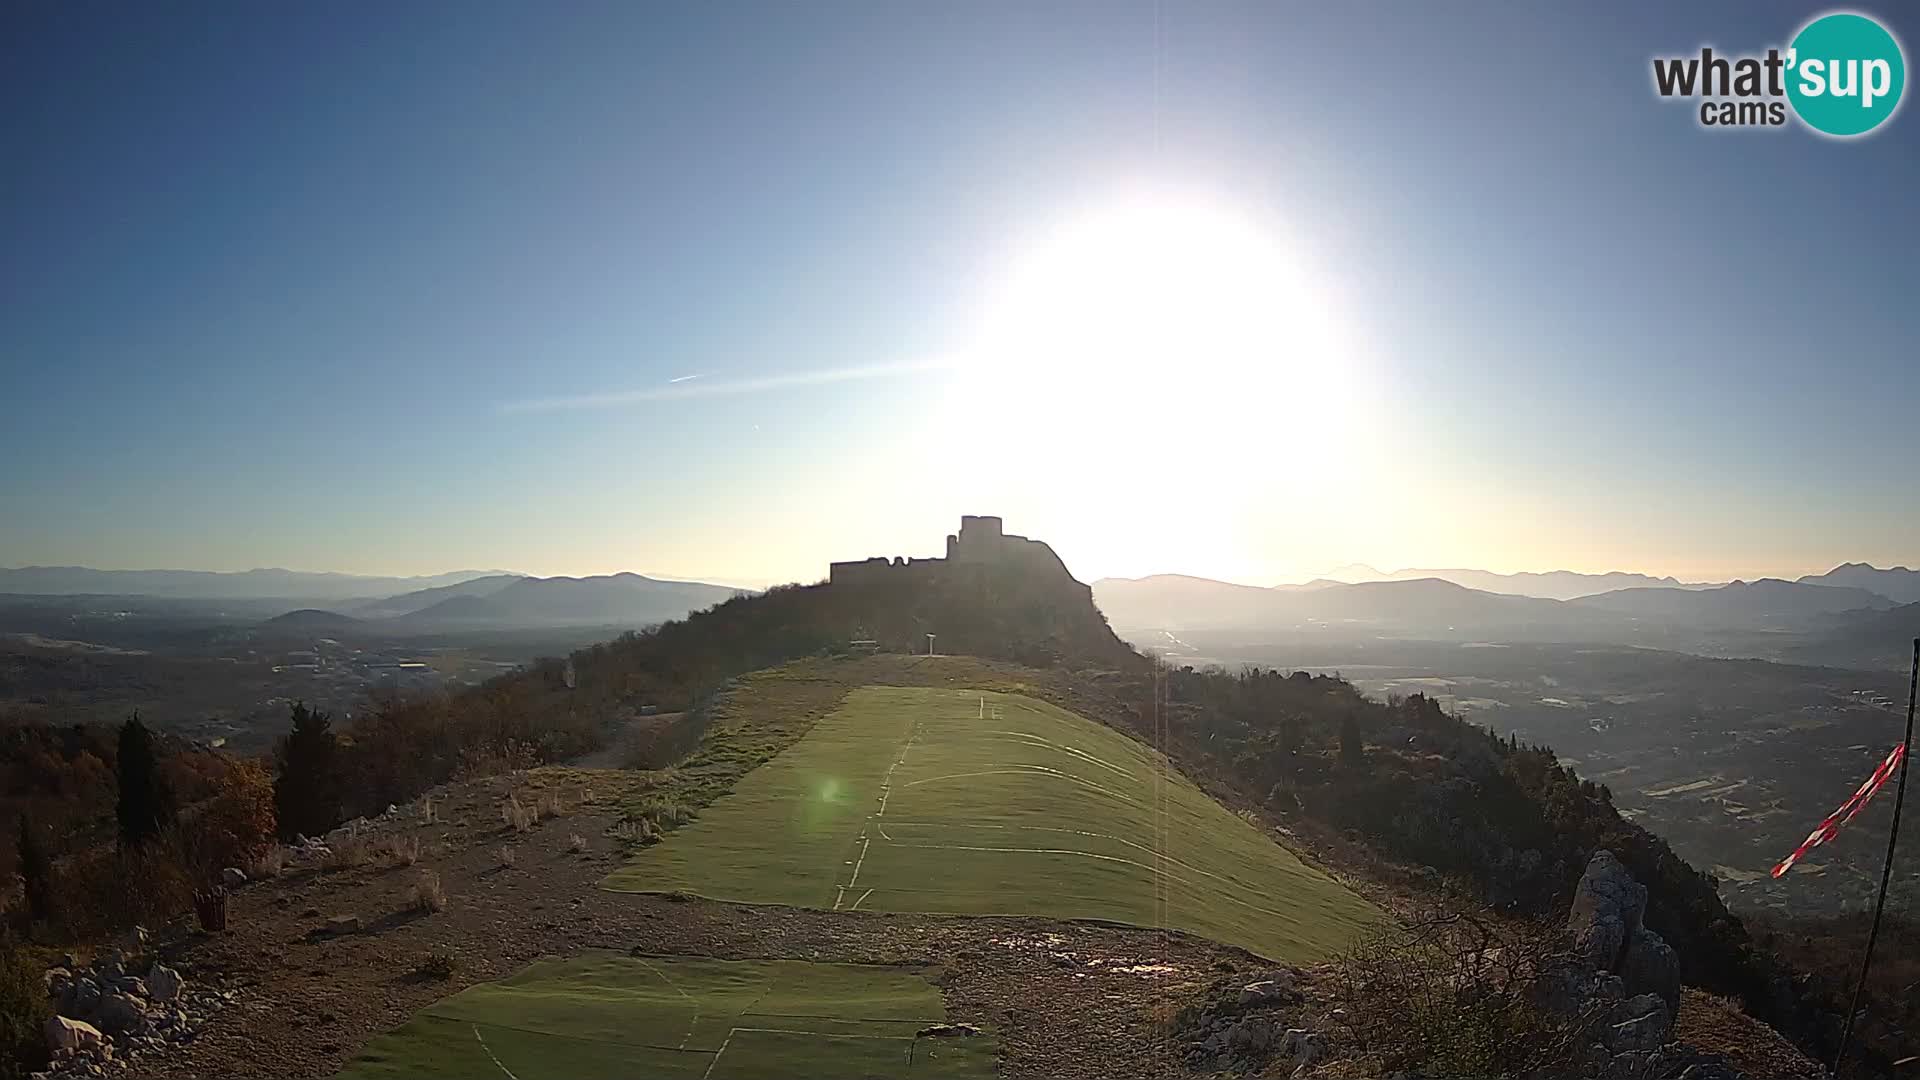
3,1 -> 1915,586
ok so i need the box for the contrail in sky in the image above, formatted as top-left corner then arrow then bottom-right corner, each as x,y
667,374 -> 702,384
500,357 -> 958,413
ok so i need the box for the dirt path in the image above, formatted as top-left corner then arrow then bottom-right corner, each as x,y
124,768 -> 1248,1080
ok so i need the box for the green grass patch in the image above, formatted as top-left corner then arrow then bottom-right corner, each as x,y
336,953 -> 994,1080
604,685 -> 1387,962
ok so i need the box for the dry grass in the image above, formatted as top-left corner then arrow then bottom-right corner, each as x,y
246,846 -> 288,881
408,869 -> 448,914
411,947 -> 459,980
501,794 -> 533,834
496,844 -> 517,869
322,835 -> 371,872
380,835 -> 421,868
1331,912 -> 1598,1078
420,797 -> 438,826
568,833 -> 588,853
609,819 -> 661,847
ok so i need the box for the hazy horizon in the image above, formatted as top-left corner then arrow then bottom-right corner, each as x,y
5,2 -> 1916,589
3,547 -> 1906,594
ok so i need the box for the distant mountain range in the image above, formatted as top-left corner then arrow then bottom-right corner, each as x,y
0,565 -> 750,635
391,573 -> 745,628
1093,565 -> 1911,646
1567,579 -> 1896,623
0,566 -> 514,601
1093,574 -> 1604,638
1316,564 -> 1713,600
250,573 -> 748,633
347,574 -> 526,618
1796,563 -> 1920,605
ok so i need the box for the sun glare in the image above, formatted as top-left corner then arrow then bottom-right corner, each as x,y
941,186 -> 1370,577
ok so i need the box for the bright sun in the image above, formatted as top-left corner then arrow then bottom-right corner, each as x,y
940,186 -> 1368,576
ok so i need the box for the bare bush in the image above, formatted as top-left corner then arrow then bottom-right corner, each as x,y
1332,911 -> 1601,1077
246,845 -> 288,881
379,835 -> 421,867
411,947 -> 458,980
568,833 -> 588,853
496,844 -> 517,869
537,790 -> 566,820
630,796 -> 693,834
609,819 -> 660,848
322,834 -> 370,872
407,869 -> 448,914
501,794 -> 533,834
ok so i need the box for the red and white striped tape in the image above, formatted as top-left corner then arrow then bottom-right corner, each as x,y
1771,743 -> 1906,878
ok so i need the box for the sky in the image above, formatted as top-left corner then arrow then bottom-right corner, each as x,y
3,1 -> 1916,588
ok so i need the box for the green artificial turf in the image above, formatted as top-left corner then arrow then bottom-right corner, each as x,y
336,953 -> 994,1080
604,686 -> 1386,962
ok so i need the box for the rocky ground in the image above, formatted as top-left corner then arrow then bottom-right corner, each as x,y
31,766 -> 1826,1080
44,767 -> 1265,1080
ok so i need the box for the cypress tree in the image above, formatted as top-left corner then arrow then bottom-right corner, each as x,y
116,713 -> 175,847
274,702 -> 343,840
1339,712 -> 1364,768
16,816 -> 52,926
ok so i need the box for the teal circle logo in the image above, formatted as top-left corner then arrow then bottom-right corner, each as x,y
1786,12 -> 1906,137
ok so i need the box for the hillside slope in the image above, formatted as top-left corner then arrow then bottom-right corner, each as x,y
607,683 -> 1383,961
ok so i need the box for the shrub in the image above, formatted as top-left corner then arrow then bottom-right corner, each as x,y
15,818 -> 51,928
380,835 -> 421,868
411,947 -> 458,980
49,831 -> 194,941
408,870 -> 447,914
197,758 -> 277,871
496,845 -> 517,869
0,937 -> 49,1079
629,796 -> 693,835
246,845 -> 288,881
501,794 -> 533,834
1331,912 -> 1598,1077
322,834 -> 370,872
609,819 -> 658,847
568,833 -> 588,854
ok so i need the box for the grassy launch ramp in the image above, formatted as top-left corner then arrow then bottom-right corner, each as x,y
605,686 -> 1384,961
336,953 -> 994,1080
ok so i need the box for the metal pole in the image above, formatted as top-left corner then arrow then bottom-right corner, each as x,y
1833,637 -> 1920,1076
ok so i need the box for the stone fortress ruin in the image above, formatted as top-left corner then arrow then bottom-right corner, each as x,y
828,515 -> 1079,588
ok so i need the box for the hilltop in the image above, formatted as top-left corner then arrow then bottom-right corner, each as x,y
5,518 -> 1875,1079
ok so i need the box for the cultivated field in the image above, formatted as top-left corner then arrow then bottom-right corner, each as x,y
606,686 -> 1384,961
336,953 -> 994,1079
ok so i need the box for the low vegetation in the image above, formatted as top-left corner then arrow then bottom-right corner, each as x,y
410,947 -> 458,981
1331,913 -> 1598,1077
408,870 -> 448,915
0,937 -> 49,1080
336,953 -> 995,1080
608,683 -> 1386,962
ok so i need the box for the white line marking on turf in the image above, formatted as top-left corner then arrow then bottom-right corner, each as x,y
701,1032 -> 734,1079
850,887 -> 874,910
473,1025 -> 522,1080
730,1026 -> 914,1039
834,710 -> 923,906
636,957 -> 702,1049
903,766 -> 1143,807
977,730 -> 1136,778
